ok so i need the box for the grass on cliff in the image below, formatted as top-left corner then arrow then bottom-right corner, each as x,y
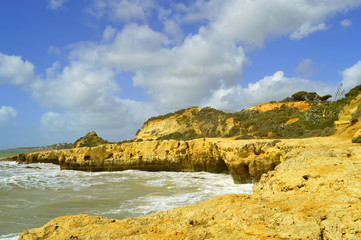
144,84 -> 361,141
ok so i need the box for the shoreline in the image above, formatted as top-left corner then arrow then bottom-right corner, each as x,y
1,161 -> 252,239
18,135 -> 361,239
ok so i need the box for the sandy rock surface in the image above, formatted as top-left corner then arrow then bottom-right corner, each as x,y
19,136 -> 361,239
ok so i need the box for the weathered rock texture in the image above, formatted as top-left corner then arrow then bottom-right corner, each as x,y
19,136 -> 361,239
17,94 -> 361,239
246,101 -> 311,112
12,138 -> 292,183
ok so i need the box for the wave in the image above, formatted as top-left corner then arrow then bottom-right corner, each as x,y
0,162 -> 253,238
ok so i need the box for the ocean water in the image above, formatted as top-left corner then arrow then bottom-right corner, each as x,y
0,161 -> 253,239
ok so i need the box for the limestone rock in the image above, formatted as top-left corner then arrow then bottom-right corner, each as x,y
246,101 -> 311,112
19,136 -> 361,239
13,138 -> 293,183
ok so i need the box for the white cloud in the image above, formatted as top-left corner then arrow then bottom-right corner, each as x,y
87,0 -> 154,22
67,24 -> 247,110
295,59 -> 317,78
178,0 -> 360,46
340,19 -> 352,27
341,61 -> 361,93
0,106 -> 17,128
33,62 -> 119,110
203,71 -> 330,111
47,0 -> 68,10
0,53 -> 37,85
163,20 -> 183,44
290,22 -> 328,40
40,99 -> 156,141
102,26 -> 117,41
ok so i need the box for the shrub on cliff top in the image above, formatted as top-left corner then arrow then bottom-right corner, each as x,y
352,135 -> 361,143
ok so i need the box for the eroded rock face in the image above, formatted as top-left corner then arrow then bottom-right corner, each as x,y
12,138 -> 293,183
19,137 -> 361,239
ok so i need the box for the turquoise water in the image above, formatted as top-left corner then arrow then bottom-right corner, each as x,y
0,161 -> 253,239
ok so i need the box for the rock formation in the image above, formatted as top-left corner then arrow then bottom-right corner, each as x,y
72,131 -> 109,148
13,138 -> 292,183
16,92 -> 361,239
134,107 -> 242,140
19,136 -> 361,239
246,101 -> 311,112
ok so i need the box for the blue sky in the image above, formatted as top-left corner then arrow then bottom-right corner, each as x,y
1,0 -> 361,148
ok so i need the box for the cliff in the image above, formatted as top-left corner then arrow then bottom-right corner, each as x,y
134,107 -> 241,140
19,136 -> 361,239
13,138 -> 292,183
16,91 -> 361,239
135,101 -> 337,140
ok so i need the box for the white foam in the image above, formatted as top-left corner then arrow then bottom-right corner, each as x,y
0,233 -> 19,240
1,162 -> 253,237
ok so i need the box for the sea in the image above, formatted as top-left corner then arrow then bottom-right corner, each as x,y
0,159 -> 253,239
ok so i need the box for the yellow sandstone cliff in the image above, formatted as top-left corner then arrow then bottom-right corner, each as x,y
14,138 -> 290,184
18,136 -> 361,239
17,94 -> 361,239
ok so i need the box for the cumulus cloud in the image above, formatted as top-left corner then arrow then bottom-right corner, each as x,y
47,0 -> 68,10
0,106 -> 17,128
203,71 -> 330,111
295,59 -> 318,78
341,61 -> 361,93
340,19 -> 352,27
0,53 -> 37,85
66,24 -> 247,110
185,0 -> 360,47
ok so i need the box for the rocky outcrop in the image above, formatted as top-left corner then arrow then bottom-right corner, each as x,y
134,107 -> 242,140
19,136 -> 361,239
12,138 -> 297,183
72,131 -> 109,148
246,101 -> 311,112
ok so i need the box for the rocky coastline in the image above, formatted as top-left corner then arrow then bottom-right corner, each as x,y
15,92 -> 361,239
10,138 -> 289,184
18,136 -> 361,239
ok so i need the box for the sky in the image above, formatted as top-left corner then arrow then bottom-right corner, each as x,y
1,0 -> 361,148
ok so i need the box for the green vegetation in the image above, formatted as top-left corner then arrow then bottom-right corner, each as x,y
352,135 -> 361,143
150,84 -> 361,141
351,104 -> 361,123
